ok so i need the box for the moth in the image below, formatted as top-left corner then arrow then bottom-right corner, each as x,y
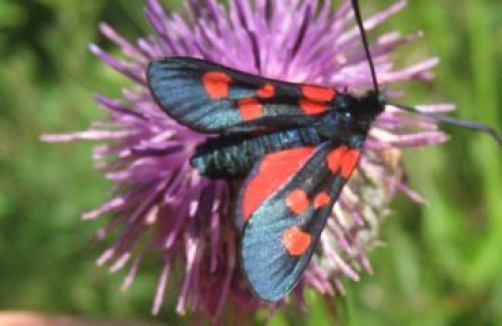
147,0 -> 502,302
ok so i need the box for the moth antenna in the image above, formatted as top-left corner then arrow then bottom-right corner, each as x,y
389,102 -> 502,146
351,0 -> 379,93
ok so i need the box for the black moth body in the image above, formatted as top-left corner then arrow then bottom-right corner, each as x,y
147,56 -> 386,301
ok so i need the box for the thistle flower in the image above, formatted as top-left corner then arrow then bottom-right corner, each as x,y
43,0 -> 451,322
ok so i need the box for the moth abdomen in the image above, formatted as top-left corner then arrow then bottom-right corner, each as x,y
191,127 -> 323,178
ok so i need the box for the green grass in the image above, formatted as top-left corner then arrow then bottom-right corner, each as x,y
0,1 -> 501,325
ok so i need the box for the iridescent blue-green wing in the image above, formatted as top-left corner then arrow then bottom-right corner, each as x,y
238,142 -> 362,301
147,56 -> 337,133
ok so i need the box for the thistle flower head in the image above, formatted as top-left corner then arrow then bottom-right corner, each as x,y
43,0 -> 451,322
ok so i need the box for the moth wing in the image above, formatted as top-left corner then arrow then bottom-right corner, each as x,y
147,56 -> 337,133
238,142 -> 362,301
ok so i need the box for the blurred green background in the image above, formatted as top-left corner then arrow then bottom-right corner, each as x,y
0,0 -> 501,325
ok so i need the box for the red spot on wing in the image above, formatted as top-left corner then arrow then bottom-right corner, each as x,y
326,146 -> 348,173
340,149 -> 361,178
314,192 -> 331,209
256,83 -> 275,98
301,85 -> 336,102
242,147 -> 315,221
285,189 -> 309,214
282,226 -> 312,256
326,146 -> 361,178
201,71 -> 232,99
299,99 -> 328,115
238,98 -> 263,121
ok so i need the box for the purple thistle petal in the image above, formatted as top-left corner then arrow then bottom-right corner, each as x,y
89,44 -> 145,84
152,260 -> 171,315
